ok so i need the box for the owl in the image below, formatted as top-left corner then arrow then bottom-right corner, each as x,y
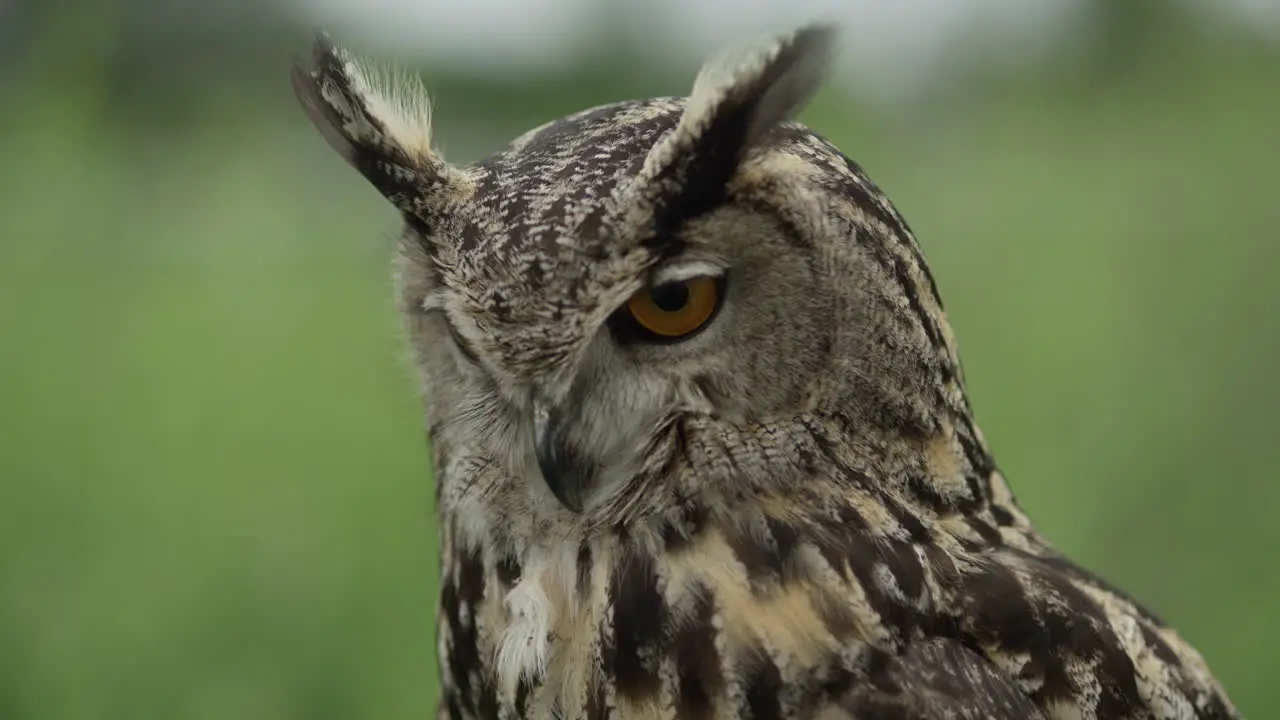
291,23 -> 1240,720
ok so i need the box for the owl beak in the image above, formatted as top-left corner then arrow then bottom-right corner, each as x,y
532,397 -> 591,514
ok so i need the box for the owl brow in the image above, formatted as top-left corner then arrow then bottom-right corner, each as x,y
650,260 -> 728,287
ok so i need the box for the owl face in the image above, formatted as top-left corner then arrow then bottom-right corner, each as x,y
408,105 -> 859,519
293,26 -> 957,528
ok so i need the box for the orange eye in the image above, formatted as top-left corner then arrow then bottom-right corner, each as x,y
625,276 -> 721,339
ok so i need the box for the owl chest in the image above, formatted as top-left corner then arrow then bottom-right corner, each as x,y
437,532 -> 898,720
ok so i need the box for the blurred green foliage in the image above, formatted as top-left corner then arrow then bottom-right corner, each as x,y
1,5 -> 1277,718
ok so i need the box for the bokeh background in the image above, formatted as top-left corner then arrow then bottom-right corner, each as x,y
1,0 -> 1277,717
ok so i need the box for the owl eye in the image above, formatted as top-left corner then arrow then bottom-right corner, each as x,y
622,276 -> 723,341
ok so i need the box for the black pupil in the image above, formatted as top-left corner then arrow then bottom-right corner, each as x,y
650,282 -> 689,312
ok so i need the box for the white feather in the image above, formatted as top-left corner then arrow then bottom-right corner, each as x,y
340,50 -> 437,165
494,542 -> 580,697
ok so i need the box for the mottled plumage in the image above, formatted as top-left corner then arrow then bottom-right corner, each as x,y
291,24 -> 1240,720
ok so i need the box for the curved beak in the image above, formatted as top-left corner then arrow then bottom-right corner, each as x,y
532,396 -> 595,514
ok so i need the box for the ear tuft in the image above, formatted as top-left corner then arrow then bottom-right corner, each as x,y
685,23 -> 837,147
625,23 -> 838,248
290,33 -> 465,219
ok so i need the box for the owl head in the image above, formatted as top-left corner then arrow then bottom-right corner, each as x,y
292,25 -> 976,535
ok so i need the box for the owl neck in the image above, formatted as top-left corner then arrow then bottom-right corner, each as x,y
818,356 -> 1027,536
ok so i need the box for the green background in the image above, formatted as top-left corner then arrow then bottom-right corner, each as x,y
1,4 -> 1276,717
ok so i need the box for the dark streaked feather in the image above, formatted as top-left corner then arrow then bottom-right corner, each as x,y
833,638 -> 1046,720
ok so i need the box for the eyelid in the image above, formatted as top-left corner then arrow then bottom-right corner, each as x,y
420,292 -> 447,313
650,260 -> 727,286
435,311 -> 481,365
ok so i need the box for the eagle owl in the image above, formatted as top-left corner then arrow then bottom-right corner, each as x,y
291,24 -> 1240,720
